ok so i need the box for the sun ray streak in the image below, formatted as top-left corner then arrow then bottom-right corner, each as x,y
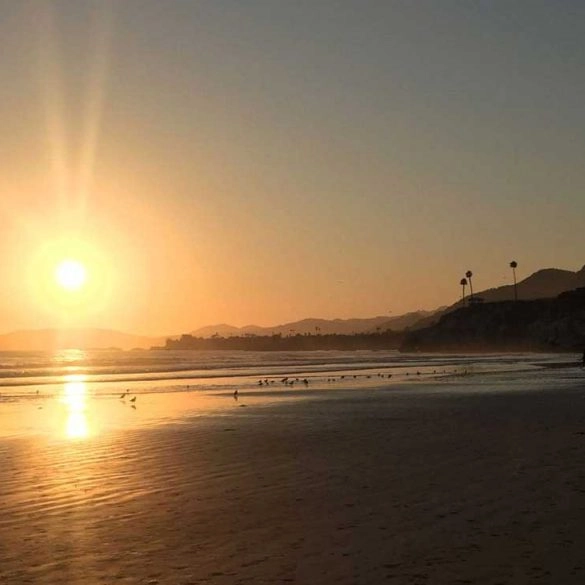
34,0 -> 71,211
34,1 -> 116,224
78,1 -> 115,218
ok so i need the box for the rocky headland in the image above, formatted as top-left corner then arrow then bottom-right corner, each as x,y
401,287 -> 585,352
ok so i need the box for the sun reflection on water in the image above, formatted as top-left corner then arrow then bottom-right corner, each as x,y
62,376 -> 90,440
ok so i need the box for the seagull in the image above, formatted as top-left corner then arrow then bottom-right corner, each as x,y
130,396 -> 137,403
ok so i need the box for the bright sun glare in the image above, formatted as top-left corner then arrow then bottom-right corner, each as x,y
55,259 -> 87,291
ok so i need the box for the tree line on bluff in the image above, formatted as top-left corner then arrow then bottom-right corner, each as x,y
163,330 -> 405,351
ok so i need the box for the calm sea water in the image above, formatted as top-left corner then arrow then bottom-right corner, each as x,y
0,349 -> 575,399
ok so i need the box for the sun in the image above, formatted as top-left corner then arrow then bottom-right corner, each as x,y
55,259 -> 87,291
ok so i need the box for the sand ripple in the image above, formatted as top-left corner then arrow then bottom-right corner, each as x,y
1,384 -> 585,583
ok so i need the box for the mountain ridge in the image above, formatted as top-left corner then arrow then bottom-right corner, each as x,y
187,312 -> 435,338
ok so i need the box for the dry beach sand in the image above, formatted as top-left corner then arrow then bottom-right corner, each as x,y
2,369 -> 585,584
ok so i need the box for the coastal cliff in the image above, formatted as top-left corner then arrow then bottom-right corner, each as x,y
401,288 -> 585,352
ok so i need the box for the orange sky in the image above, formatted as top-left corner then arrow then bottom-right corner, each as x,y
1,1 -> 585,336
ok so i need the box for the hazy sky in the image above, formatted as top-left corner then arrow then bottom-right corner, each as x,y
1,0 -> 585,335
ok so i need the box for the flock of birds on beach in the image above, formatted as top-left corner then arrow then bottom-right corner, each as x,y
242,371 -> 402,398
243,368 -> 466,394
255,372 -> 396,388
231,370 -> 440,401
119,389 -> 137,408
252,369 -> 452,387
232,372 -> 397,401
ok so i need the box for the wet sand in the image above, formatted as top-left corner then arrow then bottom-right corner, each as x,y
2,378 -> 585,584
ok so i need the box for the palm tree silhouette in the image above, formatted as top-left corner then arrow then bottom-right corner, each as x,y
465,270 -> 473,301
460,278 -> 467,304
510,261 -> 518,301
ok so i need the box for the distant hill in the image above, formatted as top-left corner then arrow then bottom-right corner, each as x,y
368,310 -> 443,333
187,324 -> 252,338
470,266 -> 585,304
401,288 -> 585,352
407,265 -> 585,331
0,328 -> 163,351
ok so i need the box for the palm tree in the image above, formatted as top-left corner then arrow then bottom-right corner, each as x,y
465,270 -> 473,300
510,261 -> 518,301
460,278 -> 467,304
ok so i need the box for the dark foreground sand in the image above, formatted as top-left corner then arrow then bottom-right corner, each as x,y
2,380 -> 585,584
